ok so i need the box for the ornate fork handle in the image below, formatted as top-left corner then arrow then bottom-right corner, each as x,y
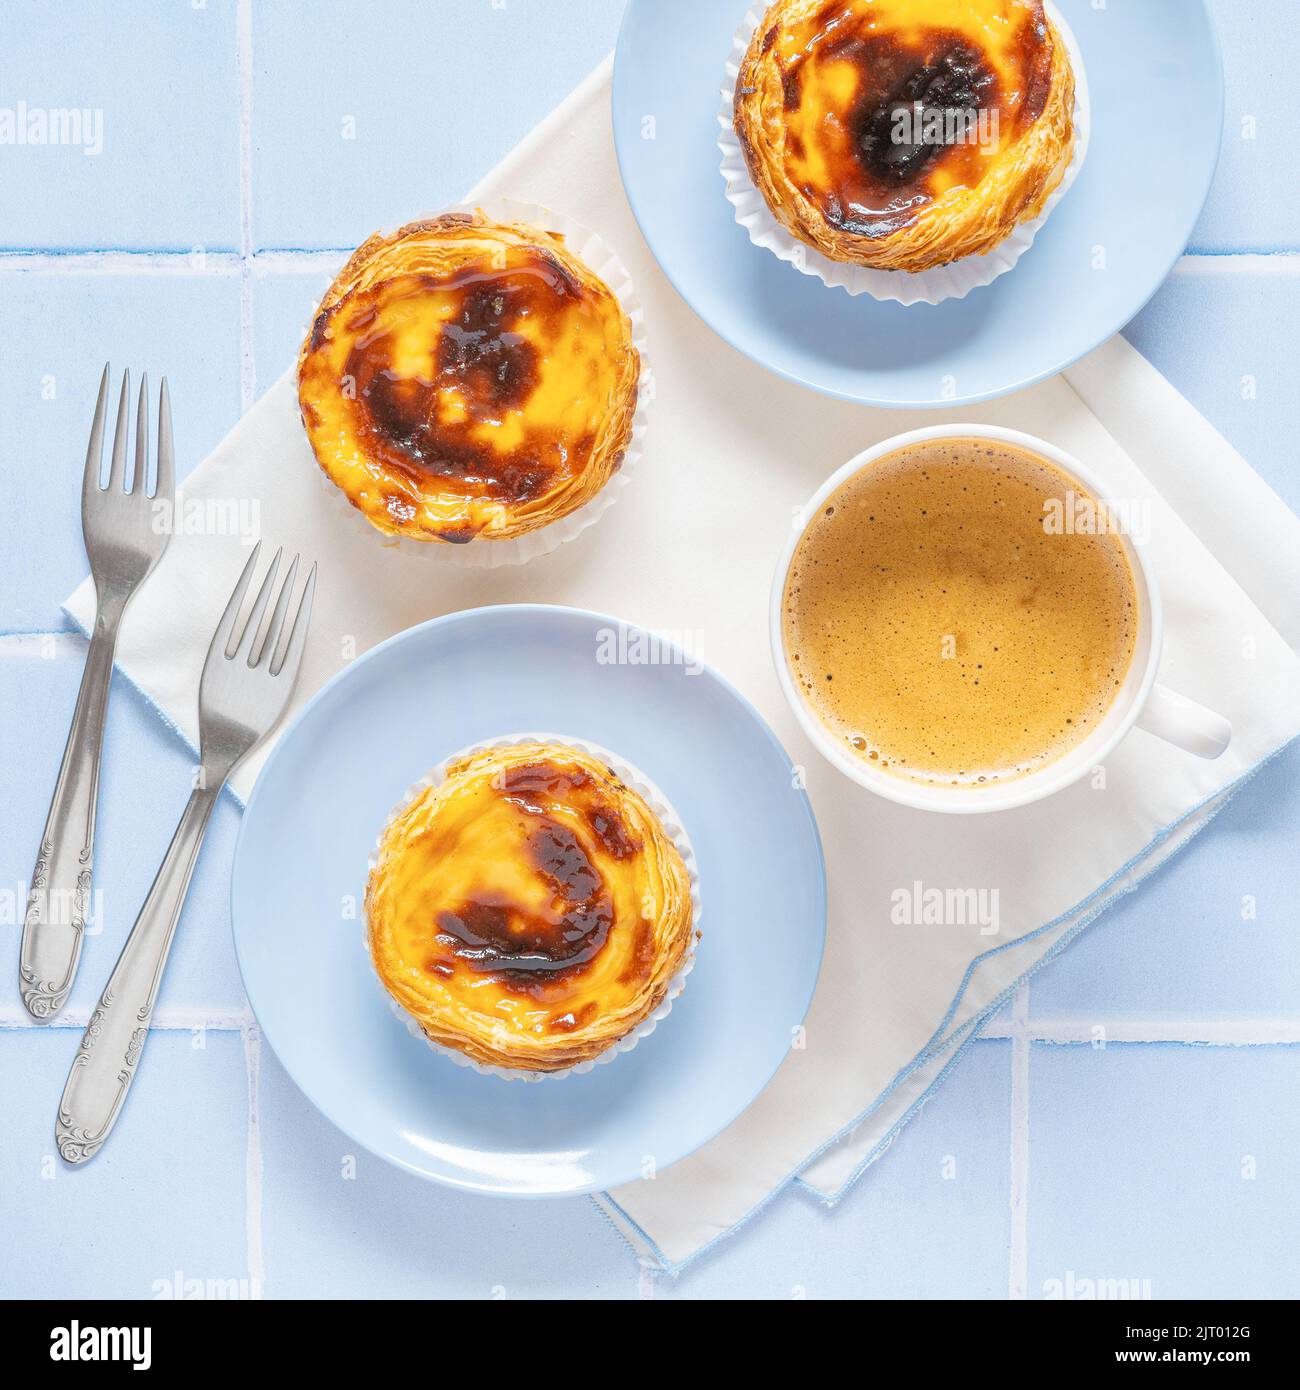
19,599 -> 125,1019
55,546 -> 314,1163
57,782 -> 221,1164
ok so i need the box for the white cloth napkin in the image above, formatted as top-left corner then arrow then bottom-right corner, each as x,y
65,58 -> 1300,1272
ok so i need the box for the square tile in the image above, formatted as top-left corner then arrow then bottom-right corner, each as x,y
1028,1044 -> 1300,1299
1029,731 -> 1300,1025
0,269 -> 242,631
1190,1 -> 1300,251
0,1028 -> 249,1298
0,0 -> 240,250
250,0 -> 623,250
0,639 -> 248,1019
1123,266 -> 1300,516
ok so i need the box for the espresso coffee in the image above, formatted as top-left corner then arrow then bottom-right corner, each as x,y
782,438 -> 1138,787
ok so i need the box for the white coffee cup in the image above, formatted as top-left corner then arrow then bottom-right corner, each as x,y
771,425 -> 1232,815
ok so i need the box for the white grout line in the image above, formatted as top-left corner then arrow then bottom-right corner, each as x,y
1008,982 -> 1030,1301
252,249 -> 350,274
236,0 -> 256,413
2,995 -> 1297,1045
982,1016 -> 1300,1045
1172,252 -> 1300,277
0,1004 -> 253,1031
242,1020 -> 265,1299
0,248 -> 350,275
0,250 -> 242,274
0,250 -> 1293,278
234,0 -> 265,1302
0,631 -> 82,656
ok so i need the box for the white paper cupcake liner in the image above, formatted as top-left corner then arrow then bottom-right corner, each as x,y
305,197 -> 651,567
365,733 -> 701,1083
718,0 -> 1090,306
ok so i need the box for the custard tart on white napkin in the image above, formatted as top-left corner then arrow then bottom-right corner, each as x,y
298,211 -> 640,545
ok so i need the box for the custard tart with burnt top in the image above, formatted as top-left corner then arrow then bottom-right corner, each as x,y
733,0 -> 1076,272
365,743 -> 695,1073
298,212 -> 639,544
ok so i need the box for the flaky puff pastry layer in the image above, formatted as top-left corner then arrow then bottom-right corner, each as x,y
365,744 -> 695,1072
298,212 -> 639,544
734,0 -> 1076,272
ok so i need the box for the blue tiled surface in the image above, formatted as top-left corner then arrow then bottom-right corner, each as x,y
0,1 -> 240,250
1,0 -> 1297,1300
250,0 -> 625,250
0,643 -> 247,1018
1125,266 -> 1300,515
0,270 -> 242,632
1189,0 -> 1300,253
1029,740 -> 1300,1025
1028,1045 -> 1300,1299
0,1029 -> 249,1299
658,1040 -> 1014,1299
250,263 -> 341,398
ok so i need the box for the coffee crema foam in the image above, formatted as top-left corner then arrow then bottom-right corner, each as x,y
783,439 -> 1138,787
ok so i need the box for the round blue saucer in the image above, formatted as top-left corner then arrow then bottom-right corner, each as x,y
232,605 -> 825,1196
612,0 -> 1223,407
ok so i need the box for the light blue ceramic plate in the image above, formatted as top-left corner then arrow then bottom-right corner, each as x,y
612,0 -> 1223,407
232,605 -> 825,1196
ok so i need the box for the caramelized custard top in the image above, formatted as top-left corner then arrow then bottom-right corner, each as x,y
758,0 -> 1055,238
365,745 -> 694,1063
298,215 -> 638,543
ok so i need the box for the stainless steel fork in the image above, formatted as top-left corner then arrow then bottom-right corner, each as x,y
56,543 -> 317,1164
20,366 -> 174,1019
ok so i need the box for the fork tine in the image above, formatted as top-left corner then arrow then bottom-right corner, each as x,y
234,547 -> 282,664
107,369 -> 130,493
81,364 -> 110,502
254,554 -> 299,669
212,542 -> 262,660
154,377 -> 175,501
133,372 -> 149,497
271,561 -> 316,680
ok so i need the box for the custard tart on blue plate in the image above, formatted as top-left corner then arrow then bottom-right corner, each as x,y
733,0 -> 1077,272
365,741 -> 696,1075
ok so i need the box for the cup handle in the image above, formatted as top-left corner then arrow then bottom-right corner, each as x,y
1136,683 -> 1232,760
